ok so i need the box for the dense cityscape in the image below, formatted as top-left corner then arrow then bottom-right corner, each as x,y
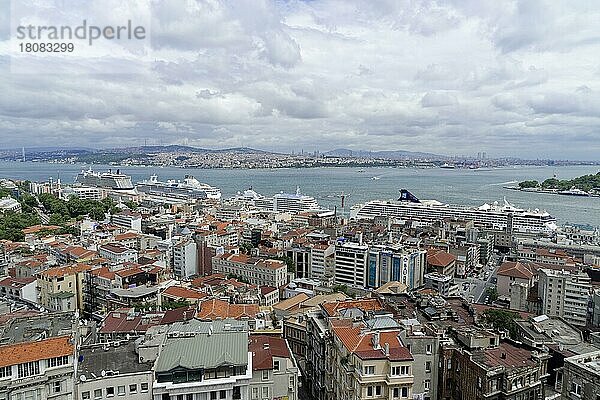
0,165 -> 598,400
3,0 -> 600,399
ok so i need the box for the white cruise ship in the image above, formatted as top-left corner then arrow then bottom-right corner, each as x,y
136,175 -> 222,200
76,169 -> 134,191
232,187 -> 322,213
351,189 -> 557,234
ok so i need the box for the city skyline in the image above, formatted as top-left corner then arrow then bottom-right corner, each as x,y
1,1 -> 600,160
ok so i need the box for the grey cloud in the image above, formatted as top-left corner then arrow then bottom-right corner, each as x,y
421,91 -> 458,107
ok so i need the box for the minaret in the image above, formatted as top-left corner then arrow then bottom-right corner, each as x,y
22,147 -> 25,162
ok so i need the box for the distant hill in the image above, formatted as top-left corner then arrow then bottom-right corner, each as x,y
108,145 -> 276,155
325,148 -> 446,160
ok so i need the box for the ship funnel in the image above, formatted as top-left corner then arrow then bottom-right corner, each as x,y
398,189 -> 421,203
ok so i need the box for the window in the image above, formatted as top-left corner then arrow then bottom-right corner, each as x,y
425,361 -> 431,373
186,395 -> 193,400
571,383 -> 581,396
210,392 -> 217,400
219,391 -> 226,399
367,387 -> 373,397
94,389 -> 102,400
54,381 -> 62,393
82,392 -> 90,400
129,385 -> 137,394
426,344 -> 432,354
233,387 -> 241,400
424,380 -> 430,391
262,370 -> 269,380
393,388 -> 399,398
401,387 -> 408,398
117,386 -> 125,396
395,366 -> 410,375
106,387 -> 114,397
140,383 -> 148,393
364,365 -> 375,375
375,386 -> 382,396
252,388 -> 259,400
261,387 -> 268,399
17,361 -> 39,378
273,360 -> 280,371
0,366 -> 11,378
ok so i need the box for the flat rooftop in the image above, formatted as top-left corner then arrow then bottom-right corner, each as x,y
78,341 -> 153,379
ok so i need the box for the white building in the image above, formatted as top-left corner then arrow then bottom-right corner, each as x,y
172,237 -> 198,279
112,211 -> 142,232
0,277 -> 37,304
152,323 -> 252,400
249,336 -> 299,400
0,335 -> 75,400
538,268 -> 592,326
310,244 -> 334,279
76,342 -> 153,400
334,241 -> 369,287
0,197 -> 21,213
99,243 -> 138,264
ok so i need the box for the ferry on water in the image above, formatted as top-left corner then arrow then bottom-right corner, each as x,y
351,189 -> 557,234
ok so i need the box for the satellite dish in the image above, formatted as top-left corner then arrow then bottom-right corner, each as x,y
80,375 -> 87,382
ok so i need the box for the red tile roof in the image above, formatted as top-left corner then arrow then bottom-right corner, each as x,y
331,321 -> 412,361
0,336 -> 73,368
163,286 -> 207,300
321,298 -> 384,317
427,250 -> 456,267
497,261 -> 536,280
249,335 -> 292,370
40,263 -> 91,278
196,299 -> 259,320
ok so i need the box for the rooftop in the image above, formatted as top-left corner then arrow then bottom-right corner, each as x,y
156,331 -> 248,372
0,335 -> 73,368
78,341 -> 153,380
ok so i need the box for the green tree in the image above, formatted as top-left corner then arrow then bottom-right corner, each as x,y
518,180 -> 539,189
482,309 -> 519,339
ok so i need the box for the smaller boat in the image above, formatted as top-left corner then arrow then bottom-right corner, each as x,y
558,187 -> 590,197
371,176 -> 380,180
440,163 -> 456,169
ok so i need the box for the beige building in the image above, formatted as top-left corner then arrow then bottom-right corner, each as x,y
37,263 -> 90,313
330,322 -> 414,400
495,261 -> 536,299
212,253 -> 288,288
538,268 -> 592,326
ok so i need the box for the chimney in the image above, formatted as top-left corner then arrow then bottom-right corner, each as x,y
372,332 -> 380,350
384,342 -> 390,356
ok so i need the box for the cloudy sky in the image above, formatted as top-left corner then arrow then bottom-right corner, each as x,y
1,0 -> 600,160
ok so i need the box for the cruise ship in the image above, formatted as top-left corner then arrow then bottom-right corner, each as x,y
351,189 -> 557,234
136,175 -> 222,200
75,169 -> 134,191
232,187 -> 322,213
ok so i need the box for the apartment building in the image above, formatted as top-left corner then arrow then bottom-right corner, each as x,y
76,342 -> 153,400
334,241 -> 368,287
111,211 -> 142,232
172,237 -> 198,279
37,263 -> 90,313
0,336 -> 75,400
152,325 -> 252,400
310,243 -> 334,279
249,335 -> 299,400
212,254 -> 287,288
538,268 -> 592,326
562,350 -> 600,400
98,243 -> 138,264
329,322 -> 414,400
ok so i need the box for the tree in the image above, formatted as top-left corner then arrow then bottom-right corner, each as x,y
482,309 -> 519,339
0,211 -> 40,241
518,180 -> 539,189
486,287 -> 498,302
